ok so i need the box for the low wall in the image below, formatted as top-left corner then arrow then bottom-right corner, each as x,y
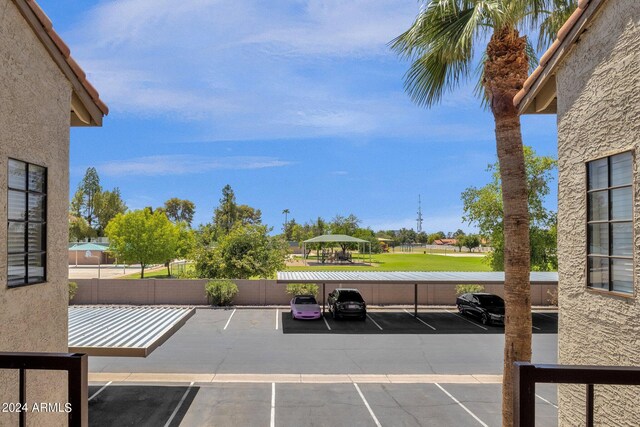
70,279 -> 557,306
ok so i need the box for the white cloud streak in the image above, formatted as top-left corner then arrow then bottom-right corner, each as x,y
97,155 -> 291,176
60,0 -> 484,142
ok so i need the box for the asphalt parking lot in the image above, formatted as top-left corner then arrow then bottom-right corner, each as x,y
89,308 -> 557,374
88,381 -> 558,427
87,308 -> 559,426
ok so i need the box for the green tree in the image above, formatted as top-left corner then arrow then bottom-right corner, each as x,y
329,214 -> 360,236
211,185 -> 261,240
70,167 -> 102,234
167,222 -> 197,276
194,224 -> 287,279
213,184 -> 238,236
95,188 -> 127,236
164,198 -> 196,226
462,146 -> 557,270
237,204 -> 262,226
68,214 -> 95,242
105,209 -> 179,278
391,2 -> 574,423
460,234 -> 481,252
427,231 -> 446,244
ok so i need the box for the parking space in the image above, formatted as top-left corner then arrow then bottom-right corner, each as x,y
87,382 -> 558,427
281,309 -> 558,335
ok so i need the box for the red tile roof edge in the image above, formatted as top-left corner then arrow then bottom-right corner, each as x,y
24,0 -> 108,116
513,1 -> 594,108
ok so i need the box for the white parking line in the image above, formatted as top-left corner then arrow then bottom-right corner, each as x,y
367,314 -> 383,330
275,309 -> 279,330
435,383 -> 488,427
88,381 -> 111,401
403,309 -> 436,330
270,382 -> 276,427
223,309 -> 236,330
322,315 -> 332,331
445,310 -> 488,331
354,383 -> 382,427
164,381 -> 194,427
536,393 -> 558,409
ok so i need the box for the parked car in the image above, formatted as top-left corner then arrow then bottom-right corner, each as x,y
290,295 -> 322,320
327,288 -> 366,320
456,292 -> 505,325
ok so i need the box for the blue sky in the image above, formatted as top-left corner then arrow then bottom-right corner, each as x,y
41,0 -> 559,233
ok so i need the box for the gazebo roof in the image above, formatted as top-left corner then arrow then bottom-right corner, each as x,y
303,234 -> 369,244
69,242 -> 109,252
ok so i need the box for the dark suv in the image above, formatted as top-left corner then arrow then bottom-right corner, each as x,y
456,292 -> 505,325
327,288 -> 366,320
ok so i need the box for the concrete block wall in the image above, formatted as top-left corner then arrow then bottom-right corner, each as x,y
70,279 -> 557,306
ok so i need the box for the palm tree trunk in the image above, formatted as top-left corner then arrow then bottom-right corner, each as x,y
483,27 -> 532,427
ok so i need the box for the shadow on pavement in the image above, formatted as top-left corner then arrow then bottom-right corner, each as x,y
89,385 -> 198,427
281,311 -> 557,335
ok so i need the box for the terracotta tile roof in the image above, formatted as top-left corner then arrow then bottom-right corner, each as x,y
513,0 -> 598,109
22,0 -> 109,116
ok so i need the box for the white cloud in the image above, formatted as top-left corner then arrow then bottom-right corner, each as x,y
97,155 -> 291,176
60,0 -> 488,141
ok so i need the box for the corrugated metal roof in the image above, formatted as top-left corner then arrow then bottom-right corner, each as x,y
68,306 -> 194,357
277,271 -> 558,284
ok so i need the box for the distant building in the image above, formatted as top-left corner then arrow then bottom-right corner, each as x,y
433,239 -> 457,246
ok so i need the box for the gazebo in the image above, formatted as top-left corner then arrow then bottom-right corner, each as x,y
302,234 -> 371,265
69,242 -> 110,276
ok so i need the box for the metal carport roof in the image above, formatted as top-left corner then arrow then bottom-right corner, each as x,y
68,306 -> 195,357
277,271 -> 558,316
277,271 -> 558,284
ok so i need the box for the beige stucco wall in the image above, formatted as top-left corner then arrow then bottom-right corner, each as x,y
556,0 -> 640,425
0,0 -> 72,425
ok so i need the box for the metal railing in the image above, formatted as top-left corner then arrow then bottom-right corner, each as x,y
514,362 -> 640,427
0,352 -> 88,427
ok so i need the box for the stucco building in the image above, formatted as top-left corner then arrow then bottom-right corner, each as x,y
515,0 -> 639,425
1,0 -> 106,425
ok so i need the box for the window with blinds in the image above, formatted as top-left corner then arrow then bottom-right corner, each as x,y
587,151 -> 634,294
7,159 -> 47,287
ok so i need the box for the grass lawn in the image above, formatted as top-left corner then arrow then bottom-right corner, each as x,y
122,267 -> 171,279
121,253 -> 491,279
286,253 -> 491,272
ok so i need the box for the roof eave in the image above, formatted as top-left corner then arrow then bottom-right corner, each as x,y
516,0 -> 606,116
13,0 -> 107,127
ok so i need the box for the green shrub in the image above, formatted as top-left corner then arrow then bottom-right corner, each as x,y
286,283 -> 319,298
205,279 -> 238,306
69,282 -> 78,301
455,284 -> 485,296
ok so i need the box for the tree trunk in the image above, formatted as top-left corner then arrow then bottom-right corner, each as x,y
140,263 -> 145,279
483,27 -> 532,427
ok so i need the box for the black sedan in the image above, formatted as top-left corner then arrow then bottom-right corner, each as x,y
327,288 -> 366,320
456,292 -> 505,325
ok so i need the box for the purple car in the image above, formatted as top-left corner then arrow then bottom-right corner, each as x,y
290,295 -> 322,320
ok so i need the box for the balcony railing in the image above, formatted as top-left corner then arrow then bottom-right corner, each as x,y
514,362 -> 640,427
0,352 -> 87,427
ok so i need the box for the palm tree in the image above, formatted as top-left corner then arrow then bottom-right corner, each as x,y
391,1 -> 575,425
282,209 -> 290,234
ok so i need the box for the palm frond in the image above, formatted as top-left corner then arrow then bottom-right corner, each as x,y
537,0 -> 578,50
389,0 -> 501,107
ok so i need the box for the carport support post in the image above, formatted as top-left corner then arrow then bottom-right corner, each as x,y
414,283 -> 418,317
322,283 -> 326,314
